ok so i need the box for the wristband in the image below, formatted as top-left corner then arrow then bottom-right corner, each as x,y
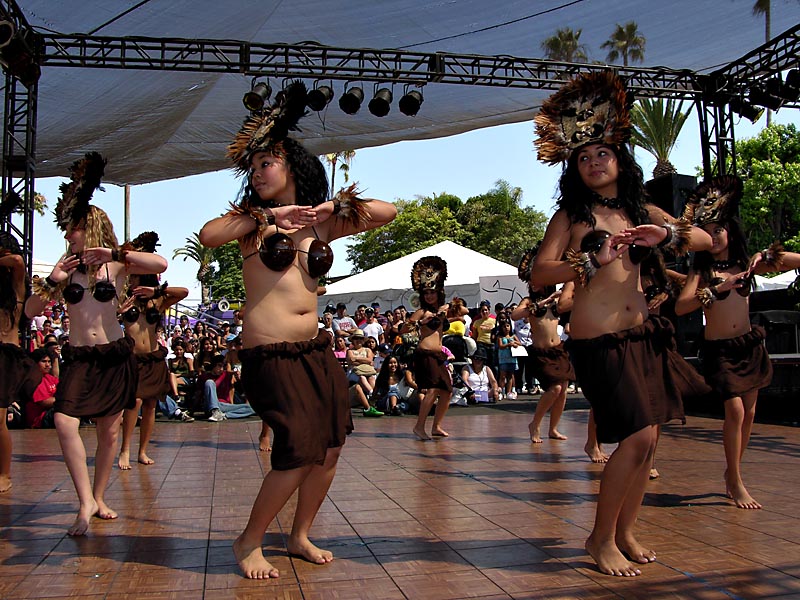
657,219 -> 691,255
566,249 -> 599,287
696,287 -> 716,308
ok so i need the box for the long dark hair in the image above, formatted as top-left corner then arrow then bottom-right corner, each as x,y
371,355 -> 405,401
692,218 -> 750,282
557,144 -> 649,228
419,289 -> 445,312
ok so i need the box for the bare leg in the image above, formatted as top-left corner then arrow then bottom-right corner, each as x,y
413,389 -> 436,440
615,427 -> 658,564
233,464 -> 313,579
431,390 -> 451,437
287,446 -> 342,563
529,386 -> 557,443
258,421 -> 272,452
93,412 -> 123,520
723,393 -> 761,509
0,409 -> 11,492
117,399 -> 142,470
548,383 -> 568,440
585,409 -> 609,463
649,426 -> 661,479
55,412 -> 99,535
137,399 -> 157,465
585,426 -> 654,576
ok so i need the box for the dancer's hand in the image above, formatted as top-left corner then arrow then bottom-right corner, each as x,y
49,254 -> 81,282
613,224 -> 667,248
271,204 -> 318,230
716,271 -> 750,293
82,247 -> 113,265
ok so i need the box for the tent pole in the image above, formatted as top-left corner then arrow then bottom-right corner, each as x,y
124,184 -> 131,242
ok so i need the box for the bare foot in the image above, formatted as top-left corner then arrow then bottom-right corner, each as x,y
528,421 -> 542,443
549,429 -> 568,440
727,480 -> 762,509
0,474 -> 11,493
233,535 -> 280,579
585,536 -> 641,577
118,450 -> 132,471
258,435 -> 272,452
138,453 -> 155,466
616,533 -> 656,564
68,500 -> 99,536
649,468 -> 660,480
287,536 -> 333,565
413,426 -> 431,441
584,442 -> 609,463
95,500 -> 118,520
431,428 -> 449,437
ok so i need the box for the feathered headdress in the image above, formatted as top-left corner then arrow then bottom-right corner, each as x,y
534,70 -> 632,165
125,231 -> 160,253
411,256 -> 447,292
54,152 -> 106,231
227,81 -> 309,175
518,245 -> 538,298
683,175 -> 743,227
0,189 -> 23,221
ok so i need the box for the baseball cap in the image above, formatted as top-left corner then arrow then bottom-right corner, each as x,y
336,302 -> 347,310
365,307 -> 375,315
479,300 -> 491,308
377,343 -> 391,354
324,304 -> 336,314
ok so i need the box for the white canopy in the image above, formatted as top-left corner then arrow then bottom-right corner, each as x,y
17,1 -> 800,185
755,270 -> 798,291
318,240 -> 520,312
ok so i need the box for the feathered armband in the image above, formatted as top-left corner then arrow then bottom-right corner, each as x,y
32,276 -> 64,302
760,242 -> 785,269
228,201 -> 275,252
332,184 -> 370,227
696,286 -> 718,308
658,219 -> 692,256
566,249 -> 600,287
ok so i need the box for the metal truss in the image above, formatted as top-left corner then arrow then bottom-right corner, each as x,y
697,99 -> 737,178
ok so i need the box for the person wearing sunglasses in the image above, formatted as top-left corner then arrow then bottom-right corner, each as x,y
200,82 -> 396,580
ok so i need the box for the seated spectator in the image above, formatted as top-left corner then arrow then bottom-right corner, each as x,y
169,340 -> 195,400
374,343 -> 392,372
332,302 -> 358,338
26,349 -> 57,428
224,335 -> 243,373
361,307 -> 385,343
371,356 -> 414,415
461,347 -> 499,403
333,336 -> 349,370
320,311 -> 335,341
194,336 -> 216,374
200,355 -> 255,421
346,331 -> 377,395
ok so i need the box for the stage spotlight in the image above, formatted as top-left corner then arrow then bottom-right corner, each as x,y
243,81 -> 272,112
730,97 -> 764,124
775,69 -> 800,102
749,84 -> 783,111
0,20 -> 15,48
368,88 -> 393,117
307,85 -> 334,111
399,90 -> 424,116
338,86 -> 364,114
0,24 -> 41,88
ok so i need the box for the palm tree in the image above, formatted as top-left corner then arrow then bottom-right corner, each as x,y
540,28 -> 589,62
631,98 -> 691,178
601,22 -> 646,67
173,232 -> 215,305
323,150 -> 356,196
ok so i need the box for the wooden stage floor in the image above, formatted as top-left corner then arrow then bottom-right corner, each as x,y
2,405 -> 799,599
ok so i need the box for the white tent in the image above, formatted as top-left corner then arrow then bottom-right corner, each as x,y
755,270 -> 798,291
318,241 -> 522,312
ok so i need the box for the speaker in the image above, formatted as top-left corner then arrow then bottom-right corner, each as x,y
645,174 -> 697,218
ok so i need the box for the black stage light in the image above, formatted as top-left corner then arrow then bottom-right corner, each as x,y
307,85 -> 334,111
730,97 -> 764,124
777,69 -> 800,102
0,22 -> 41,88
0,20 -> 15,47
368,88 -> 393,117
243,81 -> 272,112
749,85 -> 783,111
398,90 -> 424,116
339,86 -> 364,114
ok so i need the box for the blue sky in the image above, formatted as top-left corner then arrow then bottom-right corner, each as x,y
29,108 -> 795,303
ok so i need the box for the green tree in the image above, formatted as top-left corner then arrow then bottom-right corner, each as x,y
736,124 -> 800,253
540,27 -> 589,62
630,98 -> 691,178
173,232 -> 215,305
323,150 -> 356,196
347,181 -> 548,272
601,21 -> 646,66
207,241 -> 245,301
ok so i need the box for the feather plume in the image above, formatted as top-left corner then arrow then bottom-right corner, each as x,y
534,70 -> 632,165
228,81 -> 309,175
333,184 -> 371,227
685,175 -> 743,227
0,189 -> 23,220
125,231 -> 160,253
411,256 -> 447,292
54,152 -> 106,231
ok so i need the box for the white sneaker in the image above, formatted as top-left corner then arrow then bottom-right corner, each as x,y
507,391 -> 517,400
208,408 -> 226,422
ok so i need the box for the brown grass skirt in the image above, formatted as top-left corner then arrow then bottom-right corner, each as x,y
135,346 -> 171,402
413,347 -> 453,392
55,337 -> 138,418
568,315 -> 710,444
700,326 -> 772,398
239,330 -> 352,471
0,342 -> 38,409
528,343 -> 575,390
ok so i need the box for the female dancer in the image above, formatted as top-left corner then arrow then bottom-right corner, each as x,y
26,152 -> 166,535
0,229 -> 36,492
675,175 -> 800,509
531,71 -> 711,576
199,82 -> 396,579
117,231 -> 189,469
404,256 -> 453,440
511,246 -> 575,443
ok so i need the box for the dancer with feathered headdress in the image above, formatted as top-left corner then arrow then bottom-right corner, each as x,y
200,81 -> 396,579
676,175 -> 800,510
26,153 -> 167,536
530,71 -> 713,577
